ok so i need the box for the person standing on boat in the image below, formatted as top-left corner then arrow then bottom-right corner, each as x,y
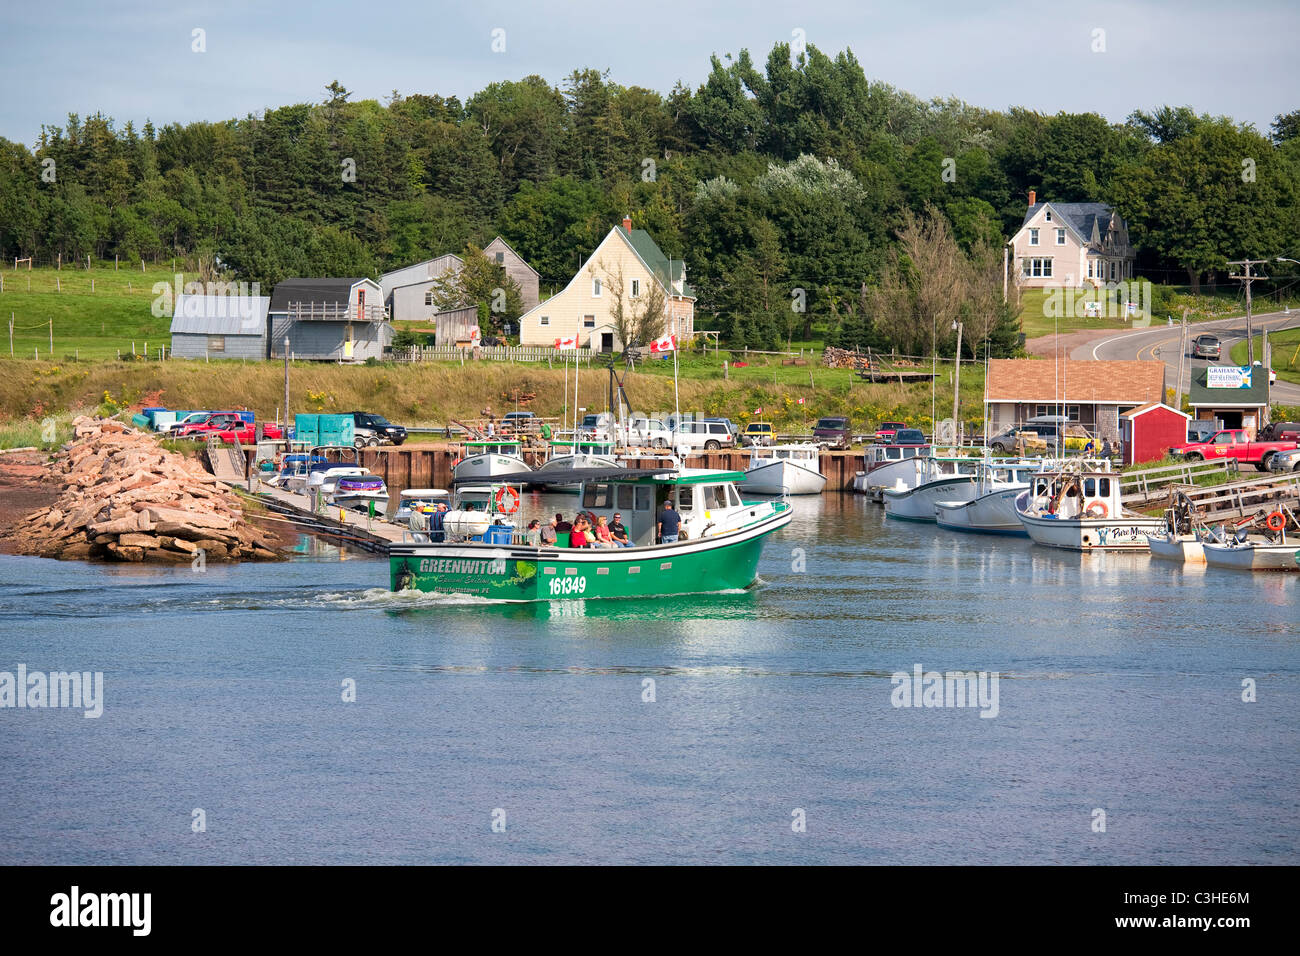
1101,436 -> 1113,459
430,503 -> 447,543
658,500 -> 681,544
610,513 -> 631,547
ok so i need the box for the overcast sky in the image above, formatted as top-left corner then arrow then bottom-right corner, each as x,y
1,0 -> 1296,147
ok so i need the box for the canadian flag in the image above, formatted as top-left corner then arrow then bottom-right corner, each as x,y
797,397 -> 805,405
754,407 -> 764,415
554,336 -> 578,351
469,326 -> 481,342
649,333 -> 677,353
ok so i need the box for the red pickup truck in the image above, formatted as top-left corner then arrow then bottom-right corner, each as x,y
1171,429 -> 1298,471
175,412 -> 283,444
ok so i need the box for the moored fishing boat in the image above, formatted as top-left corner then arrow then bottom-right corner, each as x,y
390,466 -> 793,600
1016,466 -> 1162,551
1145,492 -> 1209,563
530,438 -> 619,492
935,461 -> 1036,535
332,474 -> 390,513
883,456 -> 981,522
452,440 -> 531,482
1203,539 -> 1300,571
851,437 -> 930,499
741,443 -> 826,495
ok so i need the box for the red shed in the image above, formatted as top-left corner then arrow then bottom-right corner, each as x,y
1120,402 -> 1190,465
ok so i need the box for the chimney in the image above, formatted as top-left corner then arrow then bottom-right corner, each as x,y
1028,189 -> 1037,207
622,215 -> 632,234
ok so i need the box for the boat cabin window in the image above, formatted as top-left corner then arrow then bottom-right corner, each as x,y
617,484 -> 635,511
701,485 -> 722,510
727,485 -> 743,507
635,486 -> 652,511
582,483 -> 613,509
678,487 -> 694,510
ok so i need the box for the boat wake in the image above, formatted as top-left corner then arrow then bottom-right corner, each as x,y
312,587 -> 500,608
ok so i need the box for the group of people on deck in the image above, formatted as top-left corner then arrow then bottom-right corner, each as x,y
526,512 -> 631,548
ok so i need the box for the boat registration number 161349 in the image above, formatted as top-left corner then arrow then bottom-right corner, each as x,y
549,576 -> 587,596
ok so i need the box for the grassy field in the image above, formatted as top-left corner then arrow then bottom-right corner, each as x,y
1015,285 -> 1281,339
1229,327 -> 1300,384
0,262 -> 193,360
0,354 -> 990,448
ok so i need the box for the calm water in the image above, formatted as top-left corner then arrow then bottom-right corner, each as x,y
1,493 -> 1296,865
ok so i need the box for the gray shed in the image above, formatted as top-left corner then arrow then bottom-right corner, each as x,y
170,294 -> 270,360
268,278 -> 392,362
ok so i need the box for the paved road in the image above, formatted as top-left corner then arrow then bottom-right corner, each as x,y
1075,309 -> 1300,406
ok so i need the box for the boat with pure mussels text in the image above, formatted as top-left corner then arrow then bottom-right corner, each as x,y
1016,466 -> 1163,550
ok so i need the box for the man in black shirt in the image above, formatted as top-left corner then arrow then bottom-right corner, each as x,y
554,513 -> 572,533
657,501 -> 681,543
609,513 -> 631,547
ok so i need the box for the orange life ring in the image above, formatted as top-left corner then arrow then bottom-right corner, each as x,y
1085,501 -> 1108,518
495,485 -> 521,515
1265,511 -> 1285,532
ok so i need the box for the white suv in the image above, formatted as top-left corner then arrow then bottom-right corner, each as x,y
670,420 -> 735,451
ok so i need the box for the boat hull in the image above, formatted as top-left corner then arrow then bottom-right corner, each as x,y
935,486 -> 1029,535
854,456 -> 929,499
884,476 -> 978,522
1203,542 -> 1300,571
742,459 -> 826,495
1018,511 -> 1165,550
1145,533 -> 1206,563
453,454 -> 531,482
389,508 -> 792,601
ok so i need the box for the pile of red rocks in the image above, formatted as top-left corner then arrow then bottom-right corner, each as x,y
7,417 -> 280,563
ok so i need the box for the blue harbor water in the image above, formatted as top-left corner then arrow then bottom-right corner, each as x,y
1,493 -> 1296,865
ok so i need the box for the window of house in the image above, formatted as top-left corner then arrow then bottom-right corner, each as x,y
1087,261 -> 1094,278
207,336 -> 225,353
495,252 -> 504,264
592,278 -> 602,297
1044,210 -> 1052,222
1110,262 -> 1116,280
1029,228 -> 1039,246
631,278 -> 641,298
1055,228 -> 1066,245
583,315 -> 595,328
424,291 -> 433,306
1023,258 -> 1053,278
540,316 -> 549,326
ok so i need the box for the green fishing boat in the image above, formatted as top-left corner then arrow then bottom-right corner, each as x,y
389,466 -> 792,601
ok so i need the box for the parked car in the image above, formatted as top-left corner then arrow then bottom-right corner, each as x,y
1267,447 -> 1300,473
350,411 -> 407,447
176,412 -> 282,444
1171,428 -> 1298,471
742,422 -> 775,447
1191,334 -> 1221,359
670,419 -> 735,451
163,411 -> 214,435
1260,421 -> 1300,442
874,421 -> 907,443
813,416 -> 852,448
704,417 -> 740,440
988,420 -> 1063,453
622,417 -> 673,448
893,428 -> 927,446
1252,361 -> 1278,386
500,411 -> 536,436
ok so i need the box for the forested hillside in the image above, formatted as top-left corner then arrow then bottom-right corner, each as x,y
1,42 -> 1297,352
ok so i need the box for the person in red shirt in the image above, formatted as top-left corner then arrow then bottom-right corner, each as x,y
569,517 -> 589,548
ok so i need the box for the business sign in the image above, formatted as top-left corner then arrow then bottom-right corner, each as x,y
1206,366 -> 1253,389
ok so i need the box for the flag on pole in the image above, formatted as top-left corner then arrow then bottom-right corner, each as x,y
649,333 -> 677,353
469,326 -> 481,343
754,407 -> 764,415
554,336 -> 578,351
797,397 -> 805,405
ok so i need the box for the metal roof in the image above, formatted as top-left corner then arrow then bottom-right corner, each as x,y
170,294 -> 270,335
269,278 -> 373,312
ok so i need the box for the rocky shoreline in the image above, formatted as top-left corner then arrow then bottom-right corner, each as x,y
3,417 -> 281,563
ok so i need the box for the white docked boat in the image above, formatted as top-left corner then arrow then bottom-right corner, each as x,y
306,466 -> 369,500
530,439 -> 619,492
935,462 -> 1036,535
1145,493 -> 1209,563
452,440 -> 531,482
883,457 -> 982,522
1016,467 -> 1163,551
332,474 -> 390,513
851,441 -> 930,499
742,443 -> 826,495
1203,539 -> 1300,571
394,488 -> 450,525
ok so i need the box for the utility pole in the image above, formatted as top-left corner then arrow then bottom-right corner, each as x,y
283,338 -> 290,432
951,320 -> 963,446
1174,307 -> 1189,411
1227,258 -> 1269,365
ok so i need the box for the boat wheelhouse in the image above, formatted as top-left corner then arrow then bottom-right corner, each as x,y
852,442 -> 931,499
1015,467 -> 1163,551
742,443 -> 827,496
395,488 -> 451,525
934,461 -> 1037,535
452,440 -> 531,482
389,466 -> 793,601
882,456 -> 982,522
530,438 -> 619,491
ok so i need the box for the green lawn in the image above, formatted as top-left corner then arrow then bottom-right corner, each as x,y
0,262 -> 194,360
1017,285 -> 1283,339
1230,327 -> 1300,384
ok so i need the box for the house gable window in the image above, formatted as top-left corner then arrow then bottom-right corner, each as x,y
1044,210 -> 1052,222
1055,228 -> 1066,245
631,278 -> 641,298
425,291 -> 433,306
539,315 -> 550,326
1029,228 -> 1039,246
495,252 -> 505,264
583,315 -> 595,328
592,278 -> 602,297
